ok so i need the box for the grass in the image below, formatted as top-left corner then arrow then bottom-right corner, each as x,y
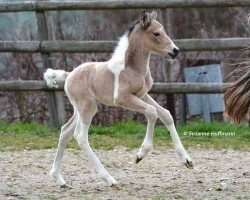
0,121 -> 249,152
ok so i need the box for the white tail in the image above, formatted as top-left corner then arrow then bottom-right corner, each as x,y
43,68 -> 69,88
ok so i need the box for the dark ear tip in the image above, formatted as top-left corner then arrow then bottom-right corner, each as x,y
141,10 -> 148,18
140,10 -> 151,29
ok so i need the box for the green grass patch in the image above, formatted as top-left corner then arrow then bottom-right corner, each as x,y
0,121 -> 249,151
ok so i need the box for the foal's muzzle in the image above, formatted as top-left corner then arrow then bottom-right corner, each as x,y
168,47 -> 179,59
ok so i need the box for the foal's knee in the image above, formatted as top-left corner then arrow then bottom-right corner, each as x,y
145,106 -> 158,121
161,109 -> 174,125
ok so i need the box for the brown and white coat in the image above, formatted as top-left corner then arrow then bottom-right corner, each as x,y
44,11 -> 193,189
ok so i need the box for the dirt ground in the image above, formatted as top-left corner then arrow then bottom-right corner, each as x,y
0,148 -> 249,200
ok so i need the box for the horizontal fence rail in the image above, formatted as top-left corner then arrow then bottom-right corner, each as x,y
0,0 -> 250,12
0,0 -> 245,127
0,38 -> 249,53
0,81 -> 232,94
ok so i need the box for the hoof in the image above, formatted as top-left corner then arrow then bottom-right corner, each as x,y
60,184 -> 72,189
111,183 -> 121,190
135,156 -> 143,164
185,159 -> 194,169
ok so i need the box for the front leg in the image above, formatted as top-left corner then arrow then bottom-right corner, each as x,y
143,94 -> 193,169
135,114 -> 157,163
116,94 -> 158,163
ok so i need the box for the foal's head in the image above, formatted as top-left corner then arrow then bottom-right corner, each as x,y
129,11 -> 179,59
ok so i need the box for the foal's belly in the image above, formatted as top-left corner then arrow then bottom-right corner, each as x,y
91,68 -> 117,106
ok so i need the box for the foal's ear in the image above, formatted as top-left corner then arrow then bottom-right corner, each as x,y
150,11 -> 157,20
140,11 -> 151,30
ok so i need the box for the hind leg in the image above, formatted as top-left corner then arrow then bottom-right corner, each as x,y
73,99 -> 119,189
49,112 -> 77,187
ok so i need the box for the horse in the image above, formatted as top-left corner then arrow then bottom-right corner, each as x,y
44,11 -> 193,189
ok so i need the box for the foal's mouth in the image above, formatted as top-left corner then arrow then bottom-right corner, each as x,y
168,53 -> 178,59
168,46 -> 179,59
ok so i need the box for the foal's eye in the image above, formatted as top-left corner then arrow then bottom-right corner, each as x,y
153,32 -> 160,37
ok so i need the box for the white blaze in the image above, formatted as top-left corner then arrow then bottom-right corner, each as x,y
108,34 -> 129,102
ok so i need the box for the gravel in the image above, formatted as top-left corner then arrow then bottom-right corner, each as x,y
0,148 -> 249,199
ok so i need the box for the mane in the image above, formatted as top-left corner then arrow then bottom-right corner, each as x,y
107,33 -> 129,100
108,33 -> 129,70
108,20 -> 140,68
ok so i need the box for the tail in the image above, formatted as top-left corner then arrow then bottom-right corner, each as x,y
43,68 -> 69,88
224,66 -> 250,123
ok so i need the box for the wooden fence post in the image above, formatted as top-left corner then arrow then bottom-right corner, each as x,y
36,10 -> 66,127
179,78 -> 187,124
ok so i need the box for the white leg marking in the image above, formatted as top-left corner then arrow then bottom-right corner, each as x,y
167,124 -> 191,163
136,118 -> 156,162
49,114 -> 76,186
136,106 -> 157,162
74,120 -> 117,186
143,94 -> 193,168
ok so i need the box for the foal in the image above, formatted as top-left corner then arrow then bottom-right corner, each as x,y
44,11 -> 193,189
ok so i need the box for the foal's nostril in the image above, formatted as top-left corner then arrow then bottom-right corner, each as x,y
168,47 -> 179,59
173,47 -> 179,55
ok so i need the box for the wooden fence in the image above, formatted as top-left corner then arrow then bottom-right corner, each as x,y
1,38 -> 250,53
0,81 -> 232,94
0,0 -> 250,12
0,0 -> 249,126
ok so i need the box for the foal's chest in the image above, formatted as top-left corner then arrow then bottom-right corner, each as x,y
115,68 -> 153,101
134,73 -> 153,98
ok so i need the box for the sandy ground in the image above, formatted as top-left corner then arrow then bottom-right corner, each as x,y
0,148 -> 249,200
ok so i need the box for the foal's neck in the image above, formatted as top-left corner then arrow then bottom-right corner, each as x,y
125,37 -> 150,75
